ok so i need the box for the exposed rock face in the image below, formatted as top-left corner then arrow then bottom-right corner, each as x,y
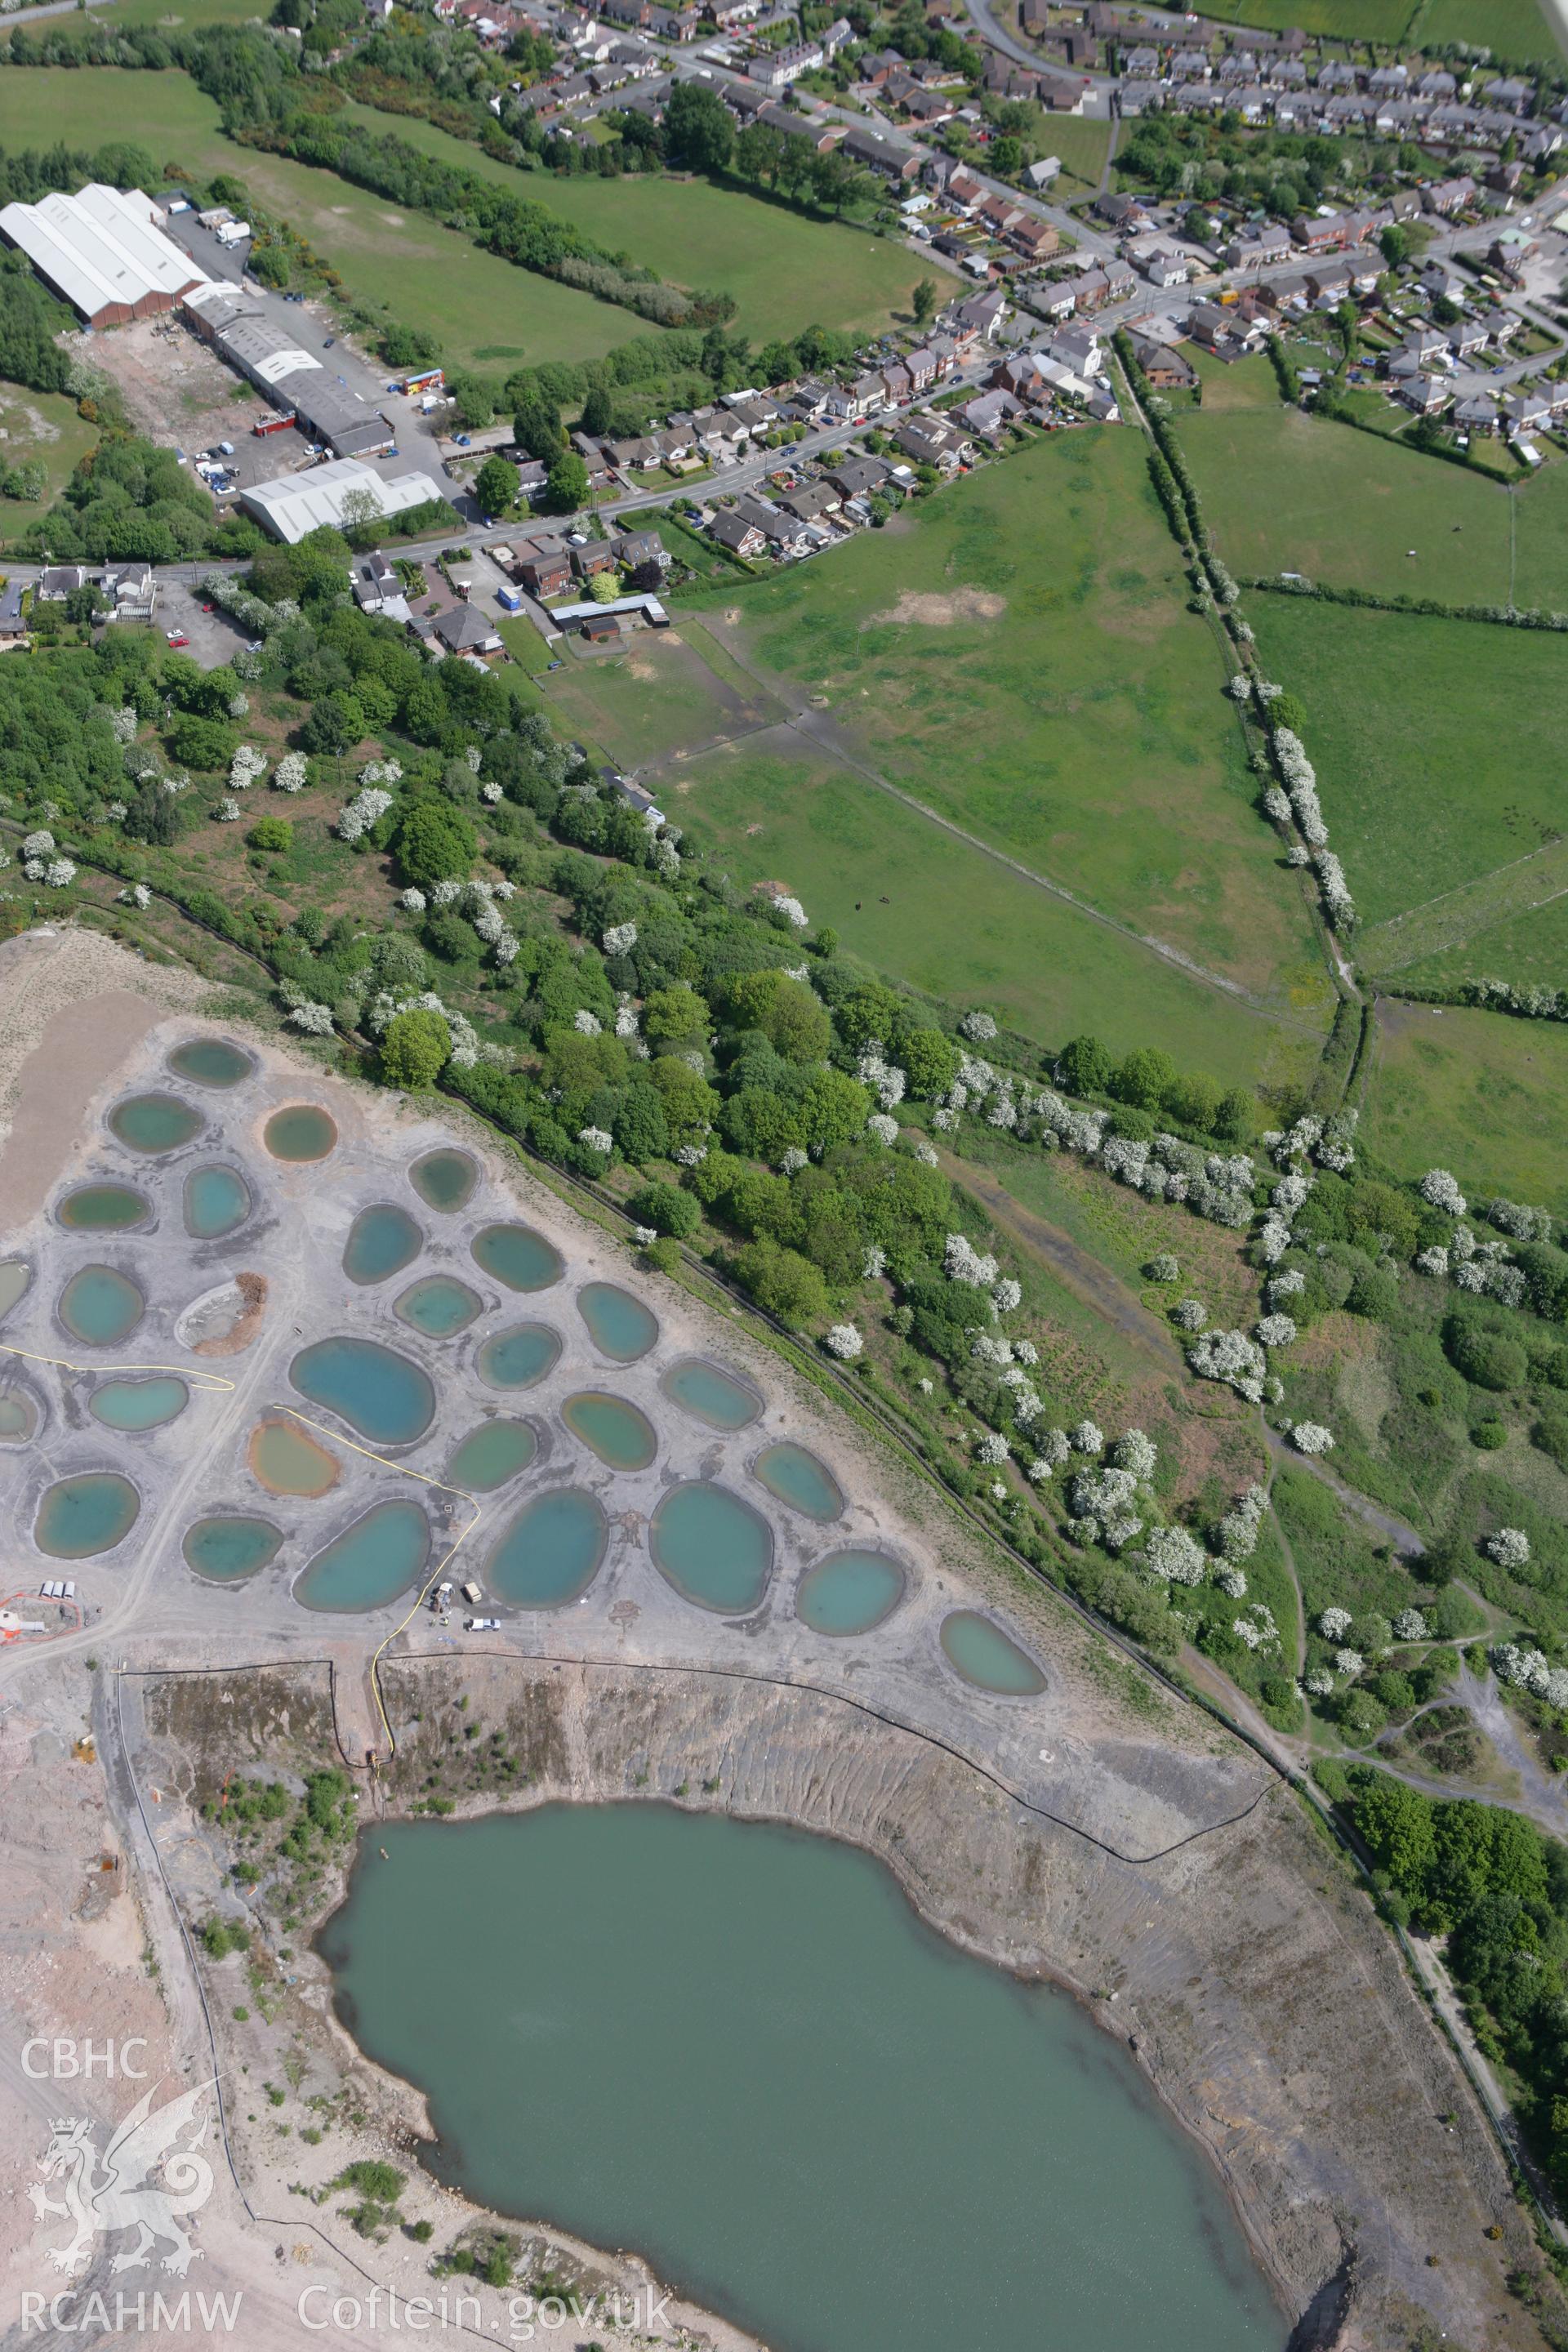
372,1655 -> 1530,2352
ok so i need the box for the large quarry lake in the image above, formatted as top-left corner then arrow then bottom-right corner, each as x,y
321,1807 -> 1281,2352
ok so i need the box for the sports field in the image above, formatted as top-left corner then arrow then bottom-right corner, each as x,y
337,103 -> 949,345
0,70 -> 657,368
1178,400 -> 1515,605
680,428 -> 1329,1013
1361,1000 -> 1568,1217
1248,598 -> 1568,933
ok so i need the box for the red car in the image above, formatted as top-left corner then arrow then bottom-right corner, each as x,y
164,630 -> 189,648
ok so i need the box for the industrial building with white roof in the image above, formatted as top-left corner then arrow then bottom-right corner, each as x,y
239,459 -> 444,544
0,184 -> 205,327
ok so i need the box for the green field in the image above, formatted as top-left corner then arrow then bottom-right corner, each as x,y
0,382 -> 97,545
676,428 -> 1330,1013
1417,0 -> 1564,65
1384,884 -> 1568,998
1361,1000 -> 1568,1216
1248,599 -> 1568,936
666,742 -> 1318,1086
338,103 -> 951,345
1179,400 -> 1516,605
1512,462 -> 1568,613
0,70 -> 656,368
1183,0 -> 1415,34
1187,350 -> 1281,412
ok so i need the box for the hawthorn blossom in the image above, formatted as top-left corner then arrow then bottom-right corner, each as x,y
1218,1484 -> 1267,1561
1013,1339 -> 1038,1368
573,1009 -> 603,1036
1290,1421 -> 1334,1456
229,744 -> 267,792
1173,1298 -> 1208,1333
1111,1428 -> 1157,1480
825,1324 -> 863,1361
975,1432 -> 1009,1467
1318,1609 -> 1353,1642
1187,1328 -> 1267,1402
1069,1419 -> 1103,1455
1393,1609 -> 1429,1642
119,882 -> 152,911
21,829 -> 54,858
1486,1527 -> 1531,1570
1215,1566 -> 1248,1600
773,895 -> 808,929
862,1245 -> 888,1281
603,921 -> 639,956
287,1000 -> 333,1035
1303,1668 -> 1335,1698
274,752 -> 308,795
866,1112 -> 899,1146
1334,1648 -> 1364,1678
1420,1169 -> 1467,1217
577,1125 -> 612,1156
1143,1525 -> 1206,1585
336,787 -> 393,841
1149,1253 -> 1179,1283
400,888 -> 427,912
780,1147 -> 808,1175
991,1277 -> 1022,1315
959,1009 -> 997,1042
214,799 -> 241,824
944,1234 -> 999,1288
1256,1313 -> 1298,1349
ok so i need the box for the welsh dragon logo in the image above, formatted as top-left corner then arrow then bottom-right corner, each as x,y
29,2078 -> 216,2276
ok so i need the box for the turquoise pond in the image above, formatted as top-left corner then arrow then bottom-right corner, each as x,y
477,1324 -> 561,1391
395,1276 -> 483,1339
89,1377 -> 187,1432
795,1551 -> 906,1637
660,1359 -> 763,1432
471,1223 -> 563,1294
446,1420 -> 537,1492
577,1283 -> 657,1363
57,1183 -> 149,1232
319,1808 -> 1281,2352
940,1611 -> 1047,1697
343,1205 -> 422,1286
35,1472 -> 140,1557
650,1483 -> 773,1615
107,1094 -> 203,1154
294,1501 -> 430,1613
264,1105 -> 337,1163
184,1166 -> 251,1241
409,1148 -> 478,1212
752,1442 -> 844,1523
562,1392 -> 656,1472
59,1265 -> 144,1347
184,1515 -> 283,1583
290,1339 -> 435,1446
487,1487 -> 607,1607
0,1262 -> 31,1320
167,1037 -> 252,1089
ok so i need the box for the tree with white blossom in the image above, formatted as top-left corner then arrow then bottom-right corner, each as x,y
1318,1607 -> 1353,1642
273,751 -> 308,795
1420,1169 -> 1467,1217
1486,1528 -> 1531,1570
1290,1421 -> 1334,1456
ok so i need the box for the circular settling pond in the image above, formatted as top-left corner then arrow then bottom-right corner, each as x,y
0,1261 -> 32,1321
295,1501 -> 430,1613
752,1442 -> 844,1524
939,1610 -> 1046,1697
477,1324 -> 561,1392
487,1487 -> 607,1608
562,1392 -> 656,1472
184,1166 -> 251,1242
447,1420 -> 537,1493
471,1222 -> 563,1294
660,1358 -> 763,1432
59,1266 -> 144,1348
395,1276 -> 483,1340
184,1515 -> 282,1584
108,1094 -> 203,1155
650,1482 -> 773,1615
35,1472 -> 139,1557
410,1148 -> 478,1213
58,1183 -> 150,1233
248,1417 -> 340,1498
168,1037 -> 252,1089
343,1204 -> 422,1287
0,1384 -> 40,1442
264,1105 -> 337,1163
290,1338 -> 435,1446
577,1283 -> 657,1364
796,1550 -> 906,1637
89,1377 -> 188,1432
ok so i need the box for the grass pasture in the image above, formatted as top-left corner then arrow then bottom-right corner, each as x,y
1361,999 -> 1568,1216
1178,401 -> 1515,606
0,383 -> 97,543
0,70 -> 652,369
1383,887 -> 1568,1000
337,104 -> 947,345
666,742 -> 1317,1087
1183,0 -> 1416,35
686,427 -> 1329,1017
1247,599 -> 1568,933
1417,0 -> 1564,64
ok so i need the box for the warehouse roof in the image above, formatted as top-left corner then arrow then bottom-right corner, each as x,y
0,183 -> 200,321
239,460 -> 445,544
220,314 -> 321,389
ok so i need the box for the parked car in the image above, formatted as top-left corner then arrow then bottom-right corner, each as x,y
164,630 -> 189,648
466,1616 -> 500,1632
